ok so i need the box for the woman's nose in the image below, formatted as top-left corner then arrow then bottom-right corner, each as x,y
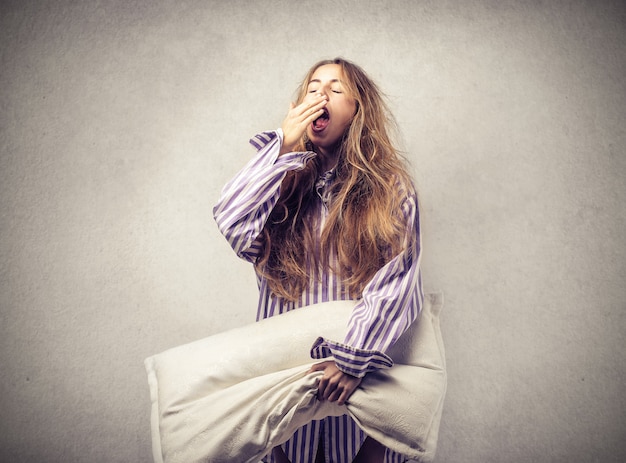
311,89 -> 329,101
317,84 -> 330,97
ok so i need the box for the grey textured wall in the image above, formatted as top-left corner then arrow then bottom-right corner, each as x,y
1,1 -> 624,462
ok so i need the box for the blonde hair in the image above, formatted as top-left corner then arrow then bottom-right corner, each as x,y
256,58 -> 413,301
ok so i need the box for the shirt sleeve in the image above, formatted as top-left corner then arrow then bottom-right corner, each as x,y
213,129 -> 316,262
310,191 -> 424,378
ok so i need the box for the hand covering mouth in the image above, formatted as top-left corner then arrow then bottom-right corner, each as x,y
312,108 -> 330,132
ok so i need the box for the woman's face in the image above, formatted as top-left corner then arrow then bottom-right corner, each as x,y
304,64 -> 357,156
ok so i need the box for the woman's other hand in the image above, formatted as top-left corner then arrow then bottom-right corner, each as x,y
308,360 -> 362,406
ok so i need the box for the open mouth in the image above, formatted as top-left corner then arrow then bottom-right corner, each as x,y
312,108 -> 330,132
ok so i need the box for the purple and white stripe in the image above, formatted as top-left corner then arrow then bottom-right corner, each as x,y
213,130 -> 423,463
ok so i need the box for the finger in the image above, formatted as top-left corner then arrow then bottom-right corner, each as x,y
321,377 -> 339,401
321,385 -> 333,401
299,105 -> 327,127
321,380 -> 335,401
307,363 -> 322,373
308,361 -> 331,373
308,96 -> 328,114
317,377 -> 329,400
301,107 -> 325,125
337,387 -> 351,406
328,386 -> 343,403
294,94 -> 327,116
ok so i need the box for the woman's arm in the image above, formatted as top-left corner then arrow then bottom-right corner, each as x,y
213,95 -> 328,262
310,191 -> 424,379
213,130 -> 315,262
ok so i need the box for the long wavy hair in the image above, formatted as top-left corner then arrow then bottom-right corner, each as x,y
255,58 -> 413,301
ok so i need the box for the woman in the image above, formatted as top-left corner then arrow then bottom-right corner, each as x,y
213,58 -> 423,463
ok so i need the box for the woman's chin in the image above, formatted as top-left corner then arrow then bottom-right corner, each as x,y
308,130 -> 339,152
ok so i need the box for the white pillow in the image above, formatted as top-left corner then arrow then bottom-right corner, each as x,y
145,293 -> 446,463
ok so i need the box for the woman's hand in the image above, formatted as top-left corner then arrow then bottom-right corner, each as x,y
308,360 -> 362,406
279,93 -> 327,155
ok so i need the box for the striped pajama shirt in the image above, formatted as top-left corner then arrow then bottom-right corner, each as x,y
213,129 -> 423,463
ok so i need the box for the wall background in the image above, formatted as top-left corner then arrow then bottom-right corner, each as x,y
1,1 -> 624,462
